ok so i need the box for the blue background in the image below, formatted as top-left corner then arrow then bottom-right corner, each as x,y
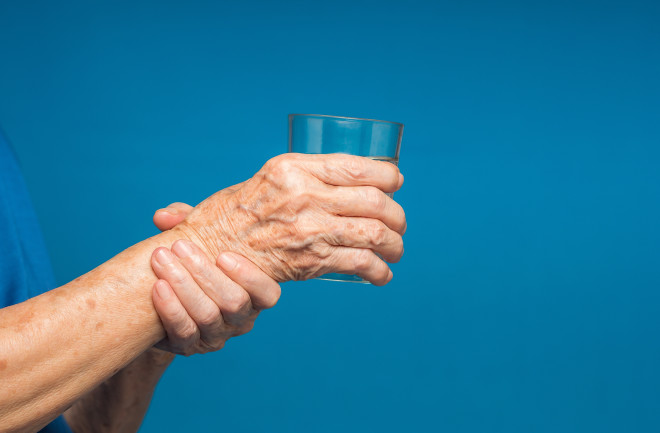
1,0 -> 659,431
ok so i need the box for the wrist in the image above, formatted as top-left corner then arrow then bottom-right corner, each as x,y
165,192 -> 246,261
168,223 -> 225,262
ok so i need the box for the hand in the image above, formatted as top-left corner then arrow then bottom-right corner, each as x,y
151,241 -> 280,355
151,203 -> 281,356
174,153 -> 406,285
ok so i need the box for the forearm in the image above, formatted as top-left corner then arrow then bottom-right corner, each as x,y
0,227 -> 195,432
63,349 -> 174,433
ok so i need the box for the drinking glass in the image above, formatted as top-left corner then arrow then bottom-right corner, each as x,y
288,114 -> 404,283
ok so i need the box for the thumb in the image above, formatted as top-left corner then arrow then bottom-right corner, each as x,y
153,202 -> 194,232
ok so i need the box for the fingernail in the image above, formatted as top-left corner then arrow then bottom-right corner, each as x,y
155,248 -> 173,265
157,208 -> 179,215
217,253 -> 237,271
172,240 -> 193,258
155,281 -> 171,300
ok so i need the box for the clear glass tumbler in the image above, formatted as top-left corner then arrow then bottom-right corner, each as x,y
288,113 -> 404,283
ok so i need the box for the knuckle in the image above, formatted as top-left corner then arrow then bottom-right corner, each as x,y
186,250 -> 206,268
264,154 -> 302,186
188,258 -> 215,283
178,323 -> 198,341
328,220 -> 345,244
223,300 -> 242,315
223,291 -> 250,314
168,304 -> 189,324
166,267 -> 188,286
364,186 -> 386,211
268,153 -> 296,171
276,158 -> 294,174
263,154 -> 281,170
345,156 -> 367,180
197,307 -> 221,327
170,275 -> 188,287
168,311 -> 188,328
370,221 -> 389,247
293,191 -> 314,207
353,249 -> 373,272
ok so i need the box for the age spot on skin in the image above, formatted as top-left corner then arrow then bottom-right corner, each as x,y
86,299 -> 96,310
96,322 -> 104,330
0,359 -> 7,371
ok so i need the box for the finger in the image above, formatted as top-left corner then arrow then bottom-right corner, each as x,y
170,240 -> 254,328
323,217 -> 404,263
153,202 -> 194,231
216,252 -> 282,311
277,153 -> 402,192
326,247 -> 393,286
304,153 -> 402,192
152,246 -> 225,345
165,202 -> 195,212
153,211 -> 186,231
320,185 -> 407,235
152,279 -> 201,356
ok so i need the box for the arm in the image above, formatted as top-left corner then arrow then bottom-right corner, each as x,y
62,204 -> 280,433
0,153 -> 405,432
0,227 -> 191,432
60,204 -> 184,433
62,349 -> 174,433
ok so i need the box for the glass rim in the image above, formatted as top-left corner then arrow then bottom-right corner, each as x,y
288,113 -> 404,128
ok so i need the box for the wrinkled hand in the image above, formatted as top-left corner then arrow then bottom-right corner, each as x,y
174,153 -> 406,285
151,203 -> 280,356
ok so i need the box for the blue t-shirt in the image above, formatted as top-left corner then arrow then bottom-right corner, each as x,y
0,130 -> 73,433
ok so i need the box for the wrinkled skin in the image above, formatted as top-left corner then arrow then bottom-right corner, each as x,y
151,203 -> 281,356
0,155 -> 404,432
175,153 -> 406,285
151,241 -> 278,356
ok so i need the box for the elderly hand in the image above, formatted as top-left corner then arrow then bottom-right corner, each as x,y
174,153 -> 406,285
151,203 -> 280,356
